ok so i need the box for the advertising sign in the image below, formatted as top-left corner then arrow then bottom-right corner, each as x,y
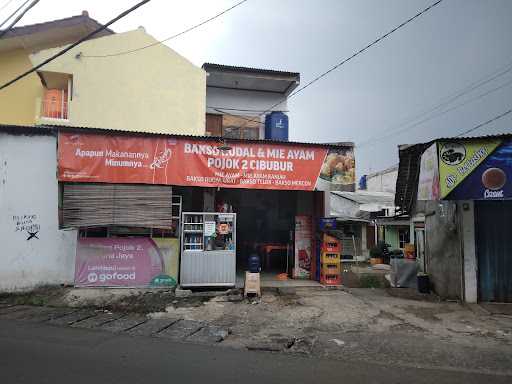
438,139 -> 501,198
75,238 -> 178,287
417,143 -> 440,200
294,215 -> 313,279
58,132 -> 355,191
447,139 -> 512,200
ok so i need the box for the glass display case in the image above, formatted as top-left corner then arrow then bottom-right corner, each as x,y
180,212 -> 236,287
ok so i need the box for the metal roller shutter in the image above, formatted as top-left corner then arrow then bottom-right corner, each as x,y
62,183 -> 173,229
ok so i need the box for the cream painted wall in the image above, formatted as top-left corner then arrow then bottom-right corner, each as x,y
0,49 -> 43,125
30,29 -> 206,135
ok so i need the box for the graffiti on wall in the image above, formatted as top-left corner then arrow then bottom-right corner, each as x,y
13,214 -> 40,240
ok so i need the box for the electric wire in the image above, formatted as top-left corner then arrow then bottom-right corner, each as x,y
0,0 -> 30,29
0,0 -> 39,39
359,76 -> 512,148
0,0 -> 151,91
358,60 -> 512,147
0,0 -> 16,13
81,0 -> 249,58
236,0 -> 444,130
455,108 -> 512,137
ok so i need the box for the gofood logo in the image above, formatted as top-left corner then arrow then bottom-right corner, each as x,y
87,272 -> 136,283
87,272 -> 98,283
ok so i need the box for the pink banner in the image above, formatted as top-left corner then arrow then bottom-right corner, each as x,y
294,215 -> 313,279
75,238 -> 175,287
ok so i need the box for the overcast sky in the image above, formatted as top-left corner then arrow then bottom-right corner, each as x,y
8,0 -> 512,175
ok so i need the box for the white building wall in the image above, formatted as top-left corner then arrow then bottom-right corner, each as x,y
0,133 -> 77,291
366,167 -> 398,193
206,87 -> 288,139
329,195 -> 360,218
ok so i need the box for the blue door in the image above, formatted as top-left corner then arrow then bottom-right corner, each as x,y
475,201 -> 512,302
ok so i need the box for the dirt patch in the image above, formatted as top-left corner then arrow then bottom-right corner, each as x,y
0,285 -> 71,307
392,322 -> 427,333
376,310 -> 403,322
386,287 -> 441,302
400,305 -> 456,322
104,291 -> 221,313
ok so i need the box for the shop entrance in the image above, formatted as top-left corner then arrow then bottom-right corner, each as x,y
475,200 -> 512,302
216,189 -> 296,277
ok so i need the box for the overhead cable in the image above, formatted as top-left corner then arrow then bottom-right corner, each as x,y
455,108 -> 512,137
0,0 -> 151,91
359,76 -> 512,148
0,0 -> 16,14
81,0 -> 249,58
237,0 -> 444,130
0,0 -> 35,34
0,0 -> 33,31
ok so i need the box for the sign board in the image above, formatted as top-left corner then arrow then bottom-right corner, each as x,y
417,143 -> 440,200
446,139 -> 512,200
294,215 -> 313,279
438,139 -> 502,199
58,132 -> 355,191
75,238 -> 177,287
204,221 -> 216,237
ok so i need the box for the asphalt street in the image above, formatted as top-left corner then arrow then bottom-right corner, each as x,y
1,319 -> 510,384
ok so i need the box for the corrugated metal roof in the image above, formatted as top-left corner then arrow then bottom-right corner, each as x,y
0,124 -> 351,149
202,63 -> 300,79
0,124 -> 54,136
438,132 -> 512,141
332,191 -> 395,205
394,143 -> 429,214
395,132 -> 512,214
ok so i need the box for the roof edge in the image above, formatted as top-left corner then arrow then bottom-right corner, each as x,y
0,124 -> 349,149
202,62 -> 300,79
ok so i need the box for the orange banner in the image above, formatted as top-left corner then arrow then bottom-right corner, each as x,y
58,132 -> 339,191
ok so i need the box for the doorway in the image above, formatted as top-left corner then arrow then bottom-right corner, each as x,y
216,189 -> 296,275
475,200 -> 512,302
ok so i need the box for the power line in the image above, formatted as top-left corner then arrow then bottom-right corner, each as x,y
207,106 -> 288,113
81,0 -> 249,58
358,60 -> 512,146
359,75 -> 512,148
212,108 -> 264,126
0,0 -> 38,39
237,0 -> 444,130
455,108 -> 512,137
0,0 -> 31,30
0,0 -> 16,14
0,0 -> 151,91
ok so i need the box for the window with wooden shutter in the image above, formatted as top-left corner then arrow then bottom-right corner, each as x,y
62,183 -> 173,229
221,114 -> 261,139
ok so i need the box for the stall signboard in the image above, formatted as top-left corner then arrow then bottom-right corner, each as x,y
445,139 -> 512,200
417,143 -> 440,200
294,215 -> 313,279
75,237 -> 178,287
58,132 -> 355,191
438,139 -> 502,199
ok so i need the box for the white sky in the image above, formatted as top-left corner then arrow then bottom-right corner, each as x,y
5,0 -> 512,176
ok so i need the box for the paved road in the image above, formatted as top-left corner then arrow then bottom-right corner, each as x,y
1,319 -> 510,384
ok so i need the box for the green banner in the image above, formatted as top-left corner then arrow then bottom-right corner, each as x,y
438,140 -> 501,198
